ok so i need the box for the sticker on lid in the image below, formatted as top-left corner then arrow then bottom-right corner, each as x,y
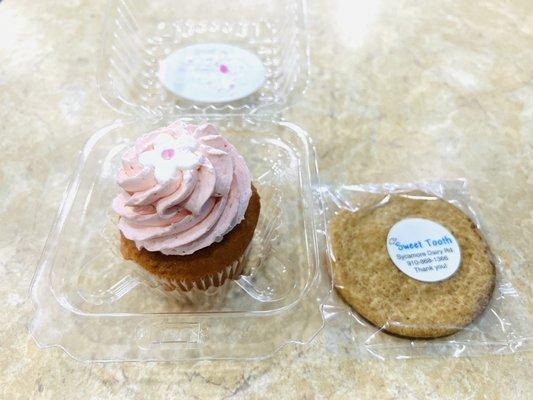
158,43 -> 267,103
386,218 -> 461,283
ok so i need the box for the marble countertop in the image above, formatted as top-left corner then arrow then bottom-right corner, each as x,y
1,0 -> 532,398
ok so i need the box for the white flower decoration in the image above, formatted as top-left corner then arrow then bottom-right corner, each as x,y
139,133 -> 203,184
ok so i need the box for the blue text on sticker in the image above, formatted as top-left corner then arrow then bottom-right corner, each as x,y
394,235 -> 454,251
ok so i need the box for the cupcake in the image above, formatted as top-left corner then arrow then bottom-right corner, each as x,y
112,120 -> 260,296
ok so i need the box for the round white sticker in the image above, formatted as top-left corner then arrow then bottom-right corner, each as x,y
386,218 -> 461,283
158,43 -> 266,103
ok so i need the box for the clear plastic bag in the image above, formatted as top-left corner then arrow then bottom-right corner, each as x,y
319,180 -> 532,359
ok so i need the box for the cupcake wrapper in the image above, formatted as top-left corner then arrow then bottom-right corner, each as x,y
136,244 -> 252,304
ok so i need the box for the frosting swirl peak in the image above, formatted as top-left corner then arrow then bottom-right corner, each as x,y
113,120 -> 252,255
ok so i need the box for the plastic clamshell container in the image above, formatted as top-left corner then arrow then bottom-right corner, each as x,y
31,0 -> 323,361
30,116 -> 330,361
99,0 -> 309,116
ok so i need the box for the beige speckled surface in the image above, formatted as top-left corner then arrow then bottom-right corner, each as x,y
1,0 -> 532,398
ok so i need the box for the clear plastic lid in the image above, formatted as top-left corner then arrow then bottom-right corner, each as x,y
30,116 -> 330,361
98,0 -> 309,117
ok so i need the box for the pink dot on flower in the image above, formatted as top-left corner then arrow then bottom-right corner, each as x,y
219,64 -> 229,73
161,148 -> 174,160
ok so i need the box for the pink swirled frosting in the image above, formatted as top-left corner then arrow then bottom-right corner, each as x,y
112,120 -> 252,255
